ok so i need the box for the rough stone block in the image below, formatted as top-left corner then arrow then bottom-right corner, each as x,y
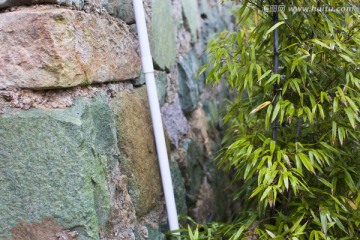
0,95 -> 118,239
170,156 -> 188,216
109,86 -> 163,217
105,0 -> 135,24
150,0 -> 176,70
179,139 -> 204,206
155,71 -> 167,106
161,95 -> 189,147
0,0 -> 84,10
133,70 -> 167,106
178,49 -> 203,114
0,6 -> 140,89
146,224 -> 166,240
181,0 -> 200,41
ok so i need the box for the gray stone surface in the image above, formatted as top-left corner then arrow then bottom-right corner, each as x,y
109,86 -> 163,217
0,0 -> 83,10
146,224 -> 166,240
170,156 -> 188,216
155,71 -> 167,106
0,6 -> 140,89
217,0 -> 234,31
0,0 -> 235,236
134,224 -> 165,240
161,95 -> 189,147
0,95 -> 118,239
198,0 -> 233,43
133,70 -> 167,106
106,0 -> 135,24
202,100 -> 219,129
198,0 -> 216,43
181,0 -> 200,41
150,0 -> 176,70
178,49 -> 204,114
132,69 -> 146,87
179,139 -> 204,205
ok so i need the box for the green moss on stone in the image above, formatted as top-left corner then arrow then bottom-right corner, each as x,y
109,86 -> 163,217
181,0 -> 200,40
0,95 -> 117,239
151,0 -> 176,70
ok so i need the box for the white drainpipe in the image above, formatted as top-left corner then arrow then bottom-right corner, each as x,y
133,0 -> 180,233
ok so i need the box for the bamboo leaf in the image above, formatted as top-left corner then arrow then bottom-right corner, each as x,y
318,104 -> 325,120
250,45 -> 256,62
260,187 -> 271,201
339,54 -> 356,64
265,21 -> 285,36
265,74 -> 280,87
344,170 -> 356,192
333,217 -> 347,234
333,97 -> 339,113
265,104 -> 273,129
344,107 -> 356,129
319,206 -> 328,235
283,172 -> 289,190
258,70 -> 272,85
282,153 -> 291,166
332,121 -> 337,144
265,229 -> 276,238
311,39 -> 331,49
249,185 -> 265,199
291,59 -> 298,74
250,101 -> 272,114
336,86 -> 347,105
270,140 -> 275,156
311,53 -> 316,64
298,153 -> 315,174
356,191 -> 360,207
289,214 -> 305,233
325,18 -> 334,34
318,177 -> 332,189
256,64 -> 262,80
271,103 -> 281,123
347,199 -> 357,210
338,127 -> 345,145
345,96 -> 359,113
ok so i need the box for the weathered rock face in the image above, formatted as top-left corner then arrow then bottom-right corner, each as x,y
110,86 -> 163,217
0,6 -> 140,89
190,177 -> 214,222
189,105 -> 212,156
178,50 -> 204,114
133,70 -> 167,106
0,0 -> 83,10
7,217 -> 79,240
161,95 -> 189,147
150,0 -> 176,71
0,0 -> 235,236
154,71 -> 167,106
0,95 -> 118,239
134,224 -> 166,240
106,0 -> 135,24
169,157 -> 188,216
181,0 -> 200,41
179,139 -> 204,206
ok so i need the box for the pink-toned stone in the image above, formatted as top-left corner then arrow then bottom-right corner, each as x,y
0,6 -> 141,89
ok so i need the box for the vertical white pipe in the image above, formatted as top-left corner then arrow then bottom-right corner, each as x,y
132,0 -> 180,233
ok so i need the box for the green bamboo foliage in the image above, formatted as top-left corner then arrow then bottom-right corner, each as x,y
192,0 -> 360,239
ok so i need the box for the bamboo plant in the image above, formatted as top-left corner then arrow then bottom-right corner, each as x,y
178,0 -> 360,239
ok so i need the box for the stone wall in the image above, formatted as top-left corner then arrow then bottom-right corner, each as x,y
0,0 -> 233,239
